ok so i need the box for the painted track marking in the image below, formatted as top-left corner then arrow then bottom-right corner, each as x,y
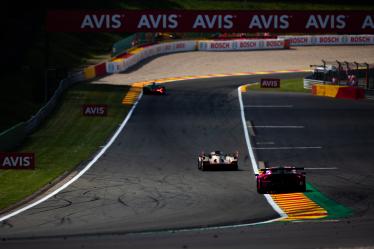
304,167 -> 338,170
248,125 -> 304,128
271,193 -> 328,221
122,85 -> 142,105
246,121 -> 256,137
253,146 -> 322,150
244,105 -> 293,108
256,142 -> 275,145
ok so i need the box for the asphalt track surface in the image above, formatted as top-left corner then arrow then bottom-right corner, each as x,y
2,73 -> 374,248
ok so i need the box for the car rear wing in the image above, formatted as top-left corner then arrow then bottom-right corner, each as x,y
199,151 -> 239,157
256,167 -> 305,175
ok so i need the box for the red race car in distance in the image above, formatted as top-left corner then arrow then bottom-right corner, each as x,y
143,82 -> 166,95
256,166 -> 306,194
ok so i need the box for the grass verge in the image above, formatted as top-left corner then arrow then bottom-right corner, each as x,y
306,183 -> 352,219
247,78 -> 311,93
0,83 -> 130,210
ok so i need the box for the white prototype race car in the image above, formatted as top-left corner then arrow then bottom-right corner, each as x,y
198,151 -> 239,171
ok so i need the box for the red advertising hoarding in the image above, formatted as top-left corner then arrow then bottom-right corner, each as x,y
82,104 -> 108,116
0,152 -> 35,170
261,78 -> 280,88
47,10 -> 374,33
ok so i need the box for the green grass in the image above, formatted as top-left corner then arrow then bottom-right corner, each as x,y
305,183 -> 352,219
0,83 -> 130,210
247,78 -> 311,93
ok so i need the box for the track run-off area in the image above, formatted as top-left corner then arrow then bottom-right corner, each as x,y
1,46 -> 374,248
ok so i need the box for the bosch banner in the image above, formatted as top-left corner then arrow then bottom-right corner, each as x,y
0,152 -> 35,170
47,10 -> 374,33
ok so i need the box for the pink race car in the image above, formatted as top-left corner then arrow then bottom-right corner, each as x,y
256,166 -> 306,194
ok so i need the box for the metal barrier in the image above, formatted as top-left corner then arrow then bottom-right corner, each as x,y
0,123 -> 27,151
0,71 -> 84,151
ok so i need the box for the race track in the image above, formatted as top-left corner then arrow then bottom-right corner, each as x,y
245,90 -> 374,217
2,44 -> 374,248
1,74 -> 300,238
2,71 -> 374,248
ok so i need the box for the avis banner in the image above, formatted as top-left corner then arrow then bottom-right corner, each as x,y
261,78 -> 281,88
0,152 -> 35,169
82,104 -> 108,116
47,10 -> 374,33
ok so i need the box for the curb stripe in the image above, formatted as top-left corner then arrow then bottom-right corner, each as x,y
271,193 -> 328,221
122,85 -> 142,105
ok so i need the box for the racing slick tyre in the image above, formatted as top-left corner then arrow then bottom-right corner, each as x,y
201,162 -> 207,171
232,162 -> 238,171
300,183 -> 307,192
257,180 -> 265,194
198,160 -> 202,170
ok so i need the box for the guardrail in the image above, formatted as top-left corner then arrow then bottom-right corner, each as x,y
0,71 -> 84,152
106,40 -> 197,74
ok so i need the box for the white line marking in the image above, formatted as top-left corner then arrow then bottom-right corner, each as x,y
253,146 -> 322,150
239,89 -> 259,175
246,121 -> 256,137
244,105 -> 293,108
256,142 -> 275,145
248,125 -> 304,128
367,96 -> 374,101
0,92 -> 143,222
238,86 -> 287,219
139,216 -> 286,235
304,167 -> 338,170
